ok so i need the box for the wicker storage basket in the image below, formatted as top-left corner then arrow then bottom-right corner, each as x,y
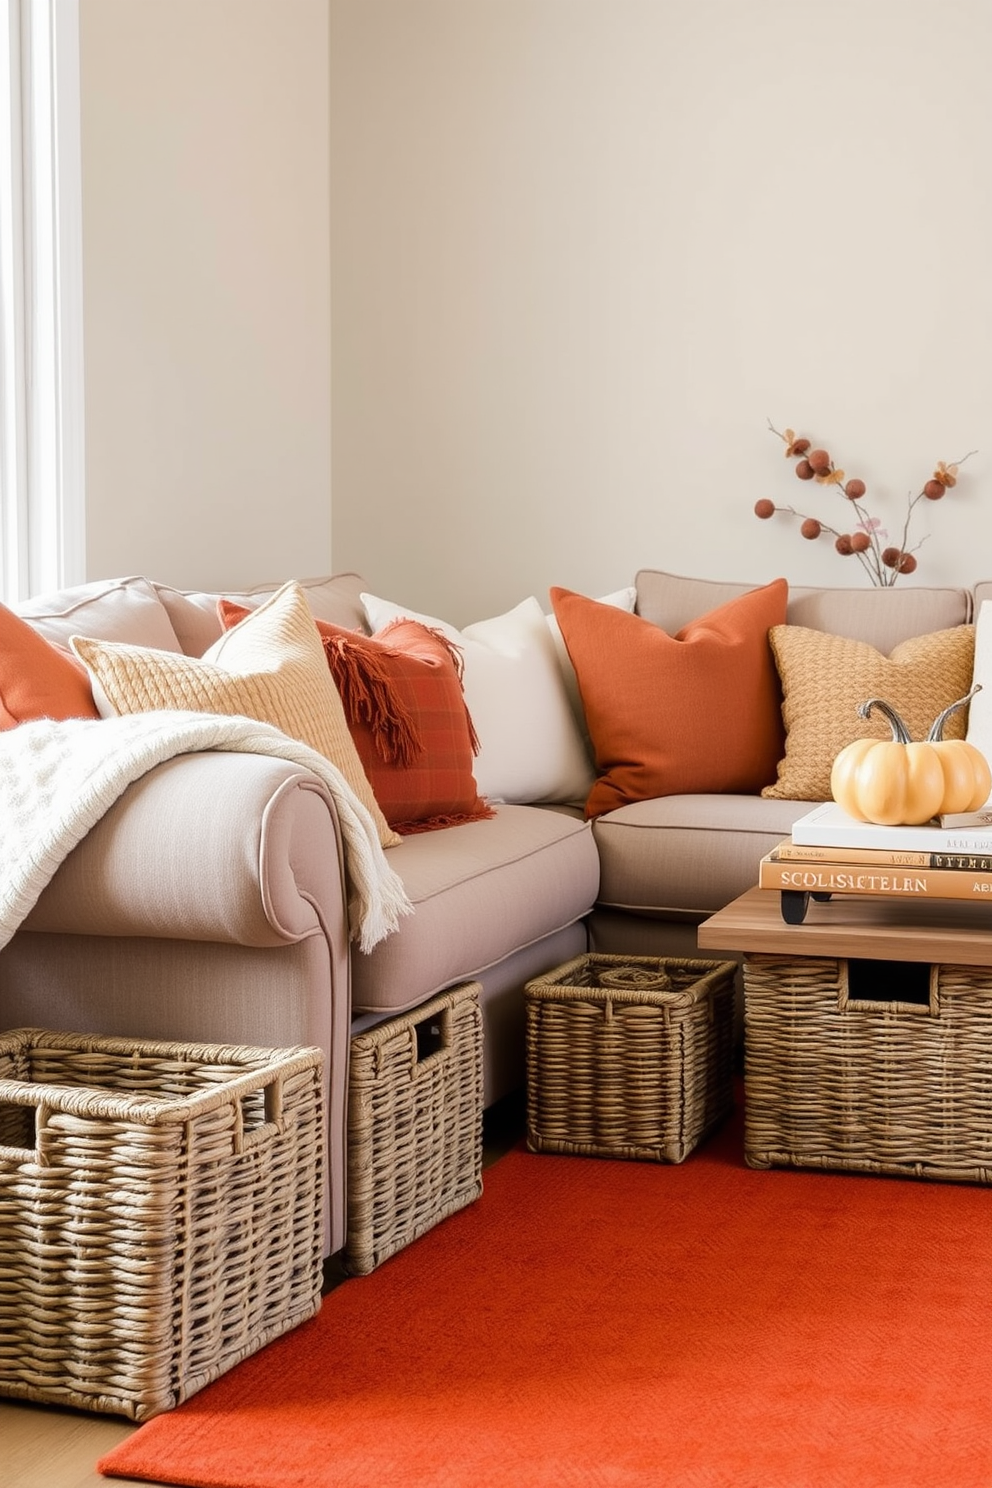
345,982 -> 483,1276
0,1028 -> 324,1421
743,953 -> 992,1182
525,953 -> 738,1162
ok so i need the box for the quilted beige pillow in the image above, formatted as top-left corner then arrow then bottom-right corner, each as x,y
762,623 -> 976,802
71,580 -> 401,848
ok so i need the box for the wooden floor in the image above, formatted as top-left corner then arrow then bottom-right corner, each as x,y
2,1090 -> 527,1488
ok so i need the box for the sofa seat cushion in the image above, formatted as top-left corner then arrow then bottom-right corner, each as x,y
350,805 -> 600,1015
593,794 -> 811,920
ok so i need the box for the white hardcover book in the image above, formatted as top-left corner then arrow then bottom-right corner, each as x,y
790,800 -> 992,855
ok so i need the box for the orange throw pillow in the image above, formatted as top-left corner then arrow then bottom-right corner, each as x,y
550,578 -> 788,818
0,602 -> 100,729
218,602 -> 493,834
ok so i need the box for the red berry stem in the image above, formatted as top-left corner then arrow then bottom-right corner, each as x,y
759,504 -> 883,585
760,422 -> 975,587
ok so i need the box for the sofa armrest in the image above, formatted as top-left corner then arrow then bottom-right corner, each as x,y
23,750 -> 348,948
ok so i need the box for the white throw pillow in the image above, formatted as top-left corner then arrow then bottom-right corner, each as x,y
965,599 -> 992,807
360,593 -> 595,805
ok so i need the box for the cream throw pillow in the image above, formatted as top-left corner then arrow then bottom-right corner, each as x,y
762,622 -> 976,802
71,580 -> 401,848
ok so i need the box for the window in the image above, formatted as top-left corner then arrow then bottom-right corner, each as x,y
0,0 -> 83,604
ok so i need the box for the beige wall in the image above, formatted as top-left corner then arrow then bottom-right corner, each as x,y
80,0 -> 331,591
77,1 -> 992,621
330,0 -> 992,625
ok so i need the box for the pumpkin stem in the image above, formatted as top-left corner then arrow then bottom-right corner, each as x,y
857,697 -> 913,743
926,682 -> 983,742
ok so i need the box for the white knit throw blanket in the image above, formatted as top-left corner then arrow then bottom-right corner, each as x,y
0,711 -> 413,955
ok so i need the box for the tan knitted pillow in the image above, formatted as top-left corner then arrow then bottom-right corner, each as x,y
762,623 -> 976,802
71,580 -> 401,848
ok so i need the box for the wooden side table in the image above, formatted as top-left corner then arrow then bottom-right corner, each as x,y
698,884 -> 992,967
697,888 -> 992,1183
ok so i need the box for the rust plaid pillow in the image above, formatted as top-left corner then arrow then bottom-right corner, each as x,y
218,603 -> 493,834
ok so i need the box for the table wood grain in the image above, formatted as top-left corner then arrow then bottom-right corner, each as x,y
697,885 -> 992,965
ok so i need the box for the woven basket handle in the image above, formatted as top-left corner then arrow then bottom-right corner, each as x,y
410,1007 -> 452,1076
0,1082 -> 290,1164
235,1076 -> 286,1154
0,1107 -> 42,1166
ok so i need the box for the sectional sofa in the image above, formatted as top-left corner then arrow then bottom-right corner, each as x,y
0,566 -> 983,1256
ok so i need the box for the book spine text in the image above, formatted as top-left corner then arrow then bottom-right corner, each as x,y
760,857 -> 992,900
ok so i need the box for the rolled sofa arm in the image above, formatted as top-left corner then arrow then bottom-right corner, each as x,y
23,750 -> 349,947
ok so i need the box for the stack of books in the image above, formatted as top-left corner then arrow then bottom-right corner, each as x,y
759,800 -> 992,903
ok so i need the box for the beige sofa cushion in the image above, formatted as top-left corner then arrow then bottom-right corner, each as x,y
350,805 -> 600,1014
635,570 -> 972,655
593,793 -> 807,919
155,572 -> 370,656
16,576 -> 182,652
970,580 -> 992,614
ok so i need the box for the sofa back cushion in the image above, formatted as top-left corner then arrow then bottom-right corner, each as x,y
635,570 -> 972,655
155,573 -> 370,656
969,580 -> 992,615
16,575 -> 182,651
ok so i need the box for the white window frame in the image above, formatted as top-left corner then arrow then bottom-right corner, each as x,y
0,0 -> 84,604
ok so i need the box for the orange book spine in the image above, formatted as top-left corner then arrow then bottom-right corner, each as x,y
760,853 -> 992,901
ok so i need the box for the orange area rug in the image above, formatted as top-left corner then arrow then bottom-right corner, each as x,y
99,1102 -> 992,1488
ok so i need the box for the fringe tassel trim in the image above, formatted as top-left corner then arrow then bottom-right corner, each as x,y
323,637 -> 423,766
391,803 -> 497,836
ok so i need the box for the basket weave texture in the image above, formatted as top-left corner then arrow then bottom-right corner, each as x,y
345,982 -> 483,1276
525,953 -> 738,1162
743,953 -> 992,1182
0,1028 -> 324,1420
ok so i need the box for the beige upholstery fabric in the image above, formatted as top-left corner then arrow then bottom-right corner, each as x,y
23,751 -> 344,946
16,575 -> 183,651
970,579 -> 992,615
154,572 -> 370,656
71,580 -> 400,848
350,805 -> 600,1014
635,569 -> 972,654
593,792 -> 804,919
763,623 -> 976,802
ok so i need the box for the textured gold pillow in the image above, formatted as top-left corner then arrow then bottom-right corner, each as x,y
762,623 -> 976,802
71,580 -> 401,848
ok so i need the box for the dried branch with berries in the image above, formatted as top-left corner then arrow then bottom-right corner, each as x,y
754,422 -> 976,586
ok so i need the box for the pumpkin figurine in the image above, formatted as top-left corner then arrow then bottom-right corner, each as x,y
830,685 -> 992,826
